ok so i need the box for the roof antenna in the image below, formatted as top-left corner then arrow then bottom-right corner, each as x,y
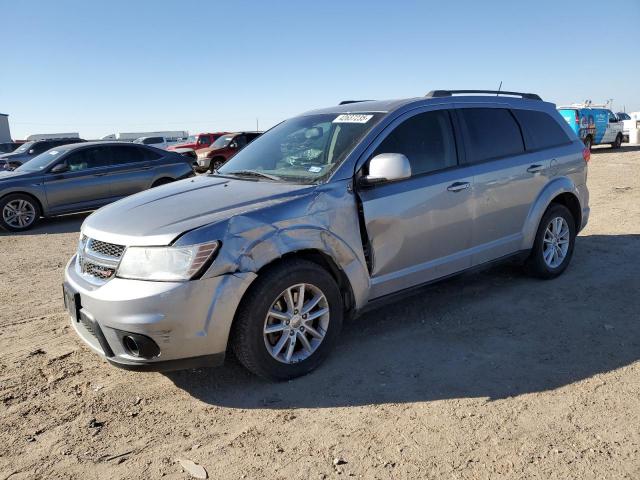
496,81 -> 502,96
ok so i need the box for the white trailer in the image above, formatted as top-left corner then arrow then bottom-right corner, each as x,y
25,132 -> 80,141
100,131 -> 188,142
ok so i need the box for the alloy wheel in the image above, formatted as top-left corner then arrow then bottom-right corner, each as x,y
542,216 -> 570,268
263,283 -> 330,364
2,199 -> 36,228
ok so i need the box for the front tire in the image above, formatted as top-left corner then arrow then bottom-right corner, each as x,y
525,204 -> 576,279
231,259 -> 343,381
0,194 -> 41,232
211,158 -> 225,171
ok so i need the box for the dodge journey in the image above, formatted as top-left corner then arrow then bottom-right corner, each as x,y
64,90 -> 590,381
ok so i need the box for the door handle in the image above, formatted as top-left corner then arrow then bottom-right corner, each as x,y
447,181 -> 470,192
93,172 -> 108,177
527,164 -> 544,174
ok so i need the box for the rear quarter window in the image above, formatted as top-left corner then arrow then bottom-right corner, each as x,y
512,109 -> 572,151
138,146 -> 163,160
457,108 -> 524,164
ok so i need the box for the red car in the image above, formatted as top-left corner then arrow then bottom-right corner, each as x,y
195,132 -> 262,172
167,132 -> 228,152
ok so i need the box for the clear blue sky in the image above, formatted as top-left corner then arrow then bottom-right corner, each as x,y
2,0 -> 639,140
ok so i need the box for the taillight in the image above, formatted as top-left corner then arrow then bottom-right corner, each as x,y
582,146 -> 590,163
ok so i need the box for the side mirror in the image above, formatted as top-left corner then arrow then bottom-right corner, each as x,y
359,153 -> 411,187
50,163 -> 69,174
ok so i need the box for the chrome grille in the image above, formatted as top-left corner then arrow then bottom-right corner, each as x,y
88,239 -> 125,259
77,236 -> 125,281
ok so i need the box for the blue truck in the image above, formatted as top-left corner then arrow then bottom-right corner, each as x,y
558,103 -> 624,150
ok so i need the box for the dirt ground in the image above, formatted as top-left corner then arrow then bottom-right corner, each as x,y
1,146 -> 639,480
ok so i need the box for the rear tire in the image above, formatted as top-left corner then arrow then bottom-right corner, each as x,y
0,193 -> 41,232
231,259 -> 343,381
611,133 -> 622,149
524,204 -> 576,279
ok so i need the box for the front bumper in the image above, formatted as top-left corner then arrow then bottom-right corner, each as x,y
64,255 -> 256,370
196,157 -> 211,169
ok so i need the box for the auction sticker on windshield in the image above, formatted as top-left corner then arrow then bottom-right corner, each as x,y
333,114 -> 373,123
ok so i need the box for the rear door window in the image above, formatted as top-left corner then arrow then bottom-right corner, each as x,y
512,109 -> 571,151
111,146 -> 147,164
372,110 -> 458,176
457,108 -> 525,164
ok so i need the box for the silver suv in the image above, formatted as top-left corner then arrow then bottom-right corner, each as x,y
64,90 -> 590,381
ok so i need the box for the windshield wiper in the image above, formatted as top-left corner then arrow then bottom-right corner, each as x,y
222,169 -> 282,181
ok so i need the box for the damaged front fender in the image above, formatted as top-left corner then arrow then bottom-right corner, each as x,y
174,179 -> 372,309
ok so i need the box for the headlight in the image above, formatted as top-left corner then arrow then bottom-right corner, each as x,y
197,152 -> 210,160
117,241 -> 219,281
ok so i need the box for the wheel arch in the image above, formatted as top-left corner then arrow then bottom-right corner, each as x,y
521,178 -> 583,250
0,190 -> 46,216
549,192 -> 581,230
151,177 -> 175,187
252,249 -> 356,316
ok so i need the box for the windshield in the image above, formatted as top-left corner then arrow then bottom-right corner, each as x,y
15,149 -> 65,172
14,142 -> 35,154
212,135 -> 234,149
185,135 -> 196,143
217,113 -> 383,183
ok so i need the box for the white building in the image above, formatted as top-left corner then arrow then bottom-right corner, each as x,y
0,113 -> 11,143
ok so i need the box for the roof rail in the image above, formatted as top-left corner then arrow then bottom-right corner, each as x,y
426,90 -> 542,101
339,100 -> 374,105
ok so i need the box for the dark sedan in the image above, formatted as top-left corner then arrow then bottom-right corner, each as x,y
0,142 -> 194,231
0,142 -> 24,154
0,138 -> 86,170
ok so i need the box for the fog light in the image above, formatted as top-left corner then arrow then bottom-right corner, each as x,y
117,332 -> 160,359
123,336 -> 141,357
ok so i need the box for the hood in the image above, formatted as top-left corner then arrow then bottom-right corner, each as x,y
168,142 -> 197,150
0,169 -> 38,180
82,175 -> 314,246
0,152 -> 28,161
